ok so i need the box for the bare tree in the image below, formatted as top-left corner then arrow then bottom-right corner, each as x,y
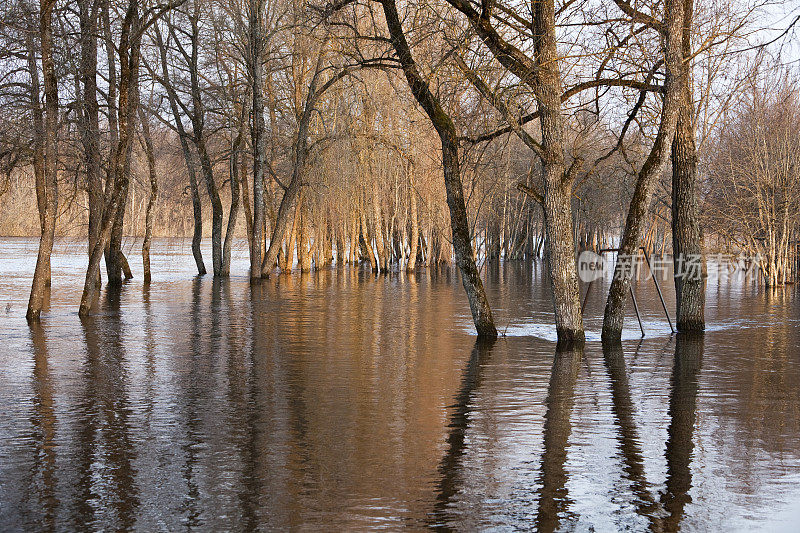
601,0 -> 688,341
138,105 -> 158,284
79,0 -> 183,315
706,74 -> 800,287
26,0 -> 58,321
375,0 -> 497,337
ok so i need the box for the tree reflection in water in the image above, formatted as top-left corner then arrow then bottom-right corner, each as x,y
534,344 -> 582,533
432,334 -> 705,532
75,286 -> 139,530
430,337 -> 496,529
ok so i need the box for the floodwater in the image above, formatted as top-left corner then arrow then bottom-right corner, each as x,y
0,238 -> 799,531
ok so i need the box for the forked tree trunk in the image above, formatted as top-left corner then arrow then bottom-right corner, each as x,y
532,0 -> 584,346
79,0 -> 141,315
27,0 -> 58,321
154,25 -> 205,275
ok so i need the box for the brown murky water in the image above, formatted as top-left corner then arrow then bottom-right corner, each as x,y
1,238 -> 799,531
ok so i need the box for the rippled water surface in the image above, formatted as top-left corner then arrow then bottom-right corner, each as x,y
1,238 -> 799,531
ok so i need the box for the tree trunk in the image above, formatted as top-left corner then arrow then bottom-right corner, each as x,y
241,160 -> 254,255
106,189 -> 128,285
671,0 -> 705,332
25,26 -> 45,234
101,3 -> 120,281
27,0 -> 58,321
249,0 -> 266,280
297,196 -> 311,273
79,0 -> 103,286
154,24 -> 205,275
602,0 -> 686,341
222,102 -> 247,277
336,228 -> 345,266
79,0 -> 141,315
532,0 -> 584,346
381,0 -> 496,337
406,170 -> 419,272
259,63 -> 321,277
138,107 -> 157,285
349,213 -> 358,265
373,186 -> 388,272
360,206 -> 377,272
185,12 -> 223,276
285,200 -> 300,272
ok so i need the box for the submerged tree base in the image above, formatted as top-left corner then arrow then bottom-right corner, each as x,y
677,319 -> 705,332
556,328 -> 586,350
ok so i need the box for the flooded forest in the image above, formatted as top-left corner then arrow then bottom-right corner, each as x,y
0,0 -> 799,530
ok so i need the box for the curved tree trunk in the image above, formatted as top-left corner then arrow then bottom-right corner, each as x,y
381,0 -> 496,337
602,0 -> 686,341
259,68 -> 319,277
188,163 -> 206,275
154,24 -> 205,275
182,9 -> 223,276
